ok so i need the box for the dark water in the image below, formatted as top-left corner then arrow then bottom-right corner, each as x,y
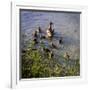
20,9 -> 80,60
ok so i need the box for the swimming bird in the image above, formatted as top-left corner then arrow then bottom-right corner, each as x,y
43,47 -> 51,53
64,52 -> 70,60
40,35 -> 46,39
49,22 -> 54,33
49,51 -> 54,58
46,22 -> 54,38
33,38 -> 38,44
32,30 -> 38,38
51,42 -> 57,49
31,48 -> 37,51
22,49 -> 26,53
59,37 -> 63,44
36,26 -> 42,33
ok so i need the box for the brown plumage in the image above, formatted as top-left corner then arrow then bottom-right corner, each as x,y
31,48 -> 37,50
33,38 -> 38,44
46,22 -> 54,38
59,37 -> 63,44
22,50 -> 26,53
50,51 -> 54,57
51,42 -> 57,49
43,48 -> 50,53
64,52 -> 70,60
40,35 -> 46,39
37,27 -> 42,33
32,31 -> 38,38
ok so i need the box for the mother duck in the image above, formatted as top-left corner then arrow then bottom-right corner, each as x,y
46,22 -> 54,38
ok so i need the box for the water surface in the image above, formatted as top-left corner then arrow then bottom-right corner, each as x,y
20,9 -> 80,60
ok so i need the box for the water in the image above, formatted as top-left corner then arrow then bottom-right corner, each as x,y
20,9 -> 80,60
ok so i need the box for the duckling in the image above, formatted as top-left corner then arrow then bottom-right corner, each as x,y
64,52 -> 70,60
36,26 -> 42,33
31,48 -> 37,51
32,30 -> 38,38
33,38 -> 38,44
40,35 -> 46,39
49,51 -> 54,58
51,42 -> 58,49
22,49 -> 29,53
59,37 -> 63,44
43,47 -> 50,53
22,49 -> 26,53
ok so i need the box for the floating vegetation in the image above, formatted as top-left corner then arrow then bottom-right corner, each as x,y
21,42 -> 80,78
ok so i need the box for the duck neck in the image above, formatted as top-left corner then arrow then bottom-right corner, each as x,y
49,25 -> 52,30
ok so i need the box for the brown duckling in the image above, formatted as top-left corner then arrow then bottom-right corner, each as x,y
22,49 -> 26,53
64,52 -> 70,60
40,35 -> 46,39
33,38 -> 38,44
59,37 -> 63,44
43,47 -> 50,53
36,26 -> 42,33
22,49 -> 30,53
31,48 -> 37,51
49,51 -> 54,58
51,42 -> 58,49
32,30 -> 38,38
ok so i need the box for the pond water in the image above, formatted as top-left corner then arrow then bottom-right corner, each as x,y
20,9 -> 80,60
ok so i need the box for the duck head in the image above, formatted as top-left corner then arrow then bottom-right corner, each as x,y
50,22 -> 53,25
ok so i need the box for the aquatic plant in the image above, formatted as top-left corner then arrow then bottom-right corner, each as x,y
21,41 -> 80,78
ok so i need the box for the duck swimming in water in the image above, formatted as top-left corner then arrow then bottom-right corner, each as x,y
36,26 -> 42,33
49,51 -> 54,59
46,22 -> 54,38
32,30 -> 38,38
64,52 -> 70,60
40,35 -> 46,39
43,47 -> 51,53
32,38 -> 38,44
51,42 -> 58,49
59,37 -> 63,44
